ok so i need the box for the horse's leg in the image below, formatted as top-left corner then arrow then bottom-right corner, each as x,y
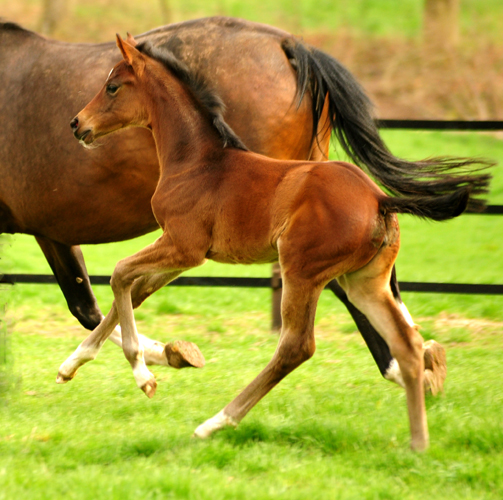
35,236 -> 197,367
306,130 -> 445,395
307,137 -> 409,387
56,272 -> 179,383
110,275 -> 205,369
110,236 -> 205,397
325,279 -> 398,379
35,237 -> 103,330
338,270 -> 429,451
388,268 -> 446,395
327,268 -> 446,394
194,275 -> 322,438
57,303 -> 119,383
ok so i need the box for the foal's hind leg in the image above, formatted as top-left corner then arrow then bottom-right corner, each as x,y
338,267 -> 429,451
194,275 -> 323,438
327,270 -> 446,394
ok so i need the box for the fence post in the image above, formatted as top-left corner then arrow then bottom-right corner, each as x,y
271,263 -> 282,331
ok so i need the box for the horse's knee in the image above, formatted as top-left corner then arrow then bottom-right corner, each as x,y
110,261 -> 133,293
390,329 -> 424,382
275,334 -> 316,374
131,289 -> 152,309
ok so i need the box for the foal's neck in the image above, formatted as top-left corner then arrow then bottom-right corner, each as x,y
145,69 -> 225,174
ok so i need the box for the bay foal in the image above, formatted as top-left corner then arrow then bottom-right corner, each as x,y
61,35 -> 490,451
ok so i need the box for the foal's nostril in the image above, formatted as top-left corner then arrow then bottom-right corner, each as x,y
70,117 -> 79,130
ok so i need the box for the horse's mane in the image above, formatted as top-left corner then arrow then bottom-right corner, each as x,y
0,20 -> 37,36
136,41 -> 248,151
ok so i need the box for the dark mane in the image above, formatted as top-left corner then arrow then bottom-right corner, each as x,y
136,41 -> 248,151
0,20 -> 37,36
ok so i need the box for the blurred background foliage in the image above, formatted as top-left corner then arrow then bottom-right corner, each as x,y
1,0 -> 503,119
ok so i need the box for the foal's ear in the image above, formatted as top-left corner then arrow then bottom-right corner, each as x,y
116,33 -> 145,75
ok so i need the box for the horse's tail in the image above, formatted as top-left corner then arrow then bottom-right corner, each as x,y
281,39 -> 493,212
380,187 -> 470,222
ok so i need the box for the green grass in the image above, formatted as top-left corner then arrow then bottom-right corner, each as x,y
1,131 -> 503,499
0,309 -> 502,499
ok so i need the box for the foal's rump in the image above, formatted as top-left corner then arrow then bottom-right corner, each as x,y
275,160 -> 390,280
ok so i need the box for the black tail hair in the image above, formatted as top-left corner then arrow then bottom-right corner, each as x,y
282,39 -> 493,213
380,188 -> 470,222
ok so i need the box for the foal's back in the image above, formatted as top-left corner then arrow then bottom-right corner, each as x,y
181,149 -> 389,271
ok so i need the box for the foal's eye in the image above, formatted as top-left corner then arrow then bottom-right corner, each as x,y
106,84 -> 120,95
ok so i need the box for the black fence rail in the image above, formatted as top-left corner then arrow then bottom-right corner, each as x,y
2,274 -> 503,296
377,119 -> 503,131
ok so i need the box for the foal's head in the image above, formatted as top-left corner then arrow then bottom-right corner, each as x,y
70,34 -> 154,147
71,34 -> 247,151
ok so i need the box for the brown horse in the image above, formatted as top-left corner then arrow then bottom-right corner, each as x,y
0,17 -> 466,388
59,35 -> 490,451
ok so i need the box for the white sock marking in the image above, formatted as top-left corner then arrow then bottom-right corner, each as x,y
193,410 -> 238,439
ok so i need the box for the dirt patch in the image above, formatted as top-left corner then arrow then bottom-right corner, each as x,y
431,312 -> 503,338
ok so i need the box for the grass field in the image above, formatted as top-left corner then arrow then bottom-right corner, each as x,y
1,130 -> 503,499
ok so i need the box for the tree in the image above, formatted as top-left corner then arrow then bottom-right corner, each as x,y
424,0 -> 460,51
40,0 -> 67,36
159,0 -> 173,25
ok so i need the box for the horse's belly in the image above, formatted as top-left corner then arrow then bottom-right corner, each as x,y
206,246 -> 278,265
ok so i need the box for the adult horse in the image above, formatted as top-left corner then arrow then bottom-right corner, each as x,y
0,17 -> 451,388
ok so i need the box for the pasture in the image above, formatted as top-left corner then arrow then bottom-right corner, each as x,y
1,130 -> 503,499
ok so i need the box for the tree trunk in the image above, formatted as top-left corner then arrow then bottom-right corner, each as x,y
424,0 -> 460,51
40,0 -> 67,36
159,0 -> 173,25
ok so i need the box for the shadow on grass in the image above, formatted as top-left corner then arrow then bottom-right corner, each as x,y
214,420 -> 399,455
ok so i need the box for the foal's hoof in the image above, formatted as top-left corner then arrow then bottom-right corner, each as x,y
165,340 -> 205,369
423,340 -> 447,395
141,379 -> 158,398
56,371 -> 75,384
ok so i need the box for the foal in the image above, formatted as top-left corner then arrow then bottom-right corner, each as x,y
61,35 -> 489,451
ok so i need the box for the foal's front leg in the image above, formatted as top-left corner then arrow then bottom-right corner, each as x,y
110,267 -> 183,397
110,237 -> 206,397
56,272 -> 177,384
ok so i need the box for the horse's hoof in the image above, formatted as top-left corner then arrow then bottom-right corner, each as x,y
141,379 -> 157,398
56,372 -> 74,384
164,340 -> 205,369
423,340 -> 447,395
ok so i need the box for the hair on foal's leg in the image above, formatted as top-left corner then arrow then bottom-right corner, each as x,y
110,266 -> 185,398
194,275 -> 322,438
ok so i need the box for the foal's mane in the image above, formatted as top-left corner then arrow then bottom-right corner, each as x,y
136,41 -> 248,151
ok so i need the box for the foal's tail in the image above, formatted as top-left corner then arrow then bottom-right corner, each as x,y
380,188 -> 471,222
281,39 -> 493,212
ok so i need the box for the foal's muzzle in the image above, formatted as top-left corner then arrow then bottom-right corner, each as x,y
70,116 -> 92,143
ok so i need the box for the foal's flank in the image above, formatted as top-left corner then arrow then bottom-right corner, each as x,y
61,34 -> 490,451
